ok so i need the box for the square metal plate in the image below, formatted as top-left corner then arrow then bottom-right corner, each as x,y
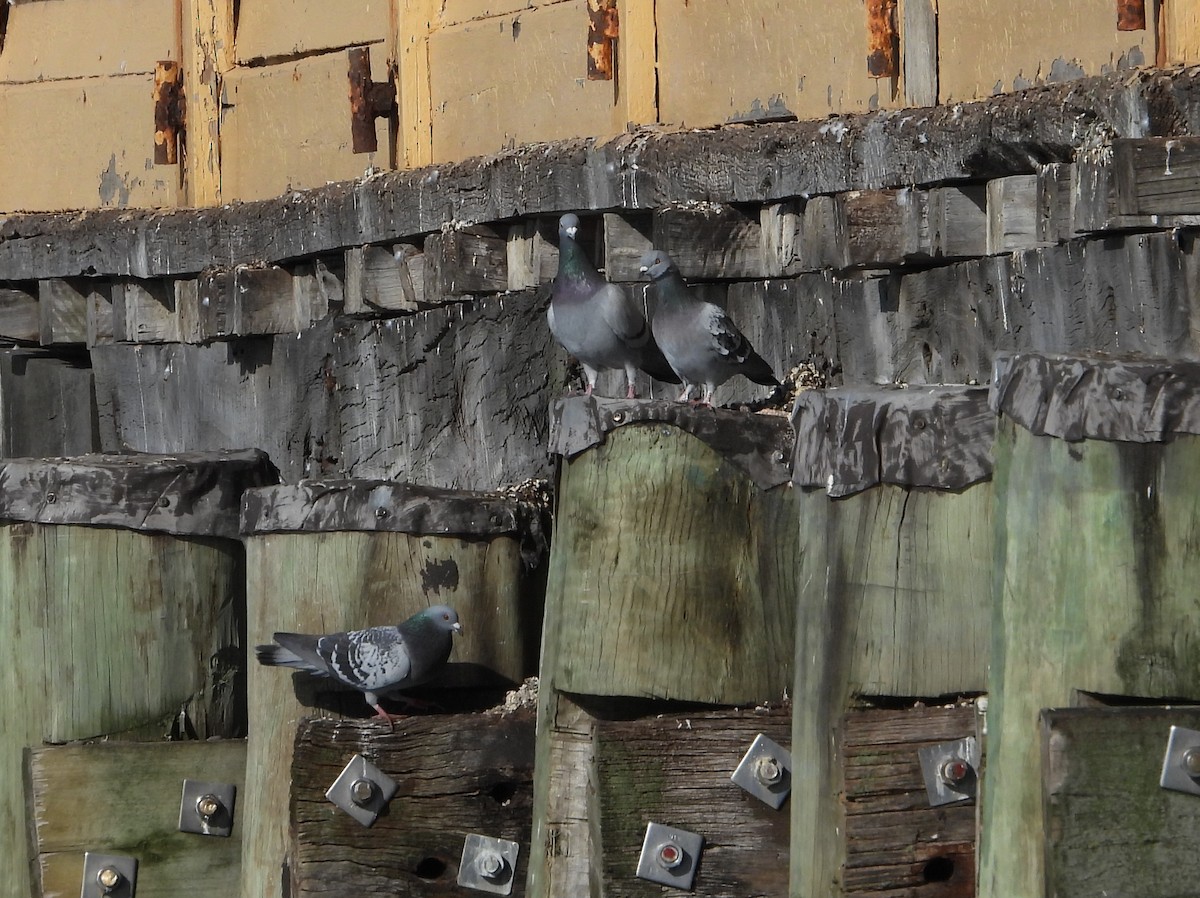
636,822 -> 703,890
1160,725 -> 1200,796
730,733 -> 792,809
81,852 -> 137,898
457,833 -> 520,894
917,736 -> 980,807
325,753 -> 398,826
178,779 -> 236,837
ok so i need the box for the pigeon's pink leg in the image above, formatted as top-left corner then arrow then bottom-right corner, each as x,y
626,382 -> 638,399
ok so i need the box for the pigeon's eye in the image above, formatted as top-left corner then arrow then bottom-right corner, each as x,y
442,613 -> 450,620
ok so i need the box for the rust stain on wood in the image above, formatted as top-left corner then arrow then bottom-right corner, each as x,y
347,46 -> 397,154
587,0 -> 619,81
153,60 -> 185,165
1117,0 -> 1146,31
866,0 -> 899,78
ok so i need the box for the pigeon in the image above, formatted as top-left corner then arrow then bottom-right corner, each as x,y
639,249 -> 781,406
548,213 -> 680,398
255,604 -> 462,724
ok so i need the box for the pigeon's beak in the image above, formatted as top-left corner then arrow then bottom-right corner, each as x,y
566,226 -> 578,238
452,622 -> 463,634
638,265 -> 648,274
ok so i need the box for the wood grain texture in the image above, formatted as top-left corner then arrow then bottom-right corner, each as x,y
346,244 -> 425,313
790,483 -> 993,898
242,530 -> 536,898
653,204 -> 766,279
0,349 -> 99,457
842,707 -> 978,896
0,286 -> 39,343
594,709 -> 792,898
37,278 -> 91,346
5,68 -> 1200,278
181,0 -> 234,206
0,524 -> 245,898
30,740 -> 246,898
425,227 -> 508,298
542,424 -> 798,705
1114,136 -> 1200,215
1042,707 -> 1200,896
291,713 -> 535,897
92,291 -> 560,487
979,422 -> 1200,898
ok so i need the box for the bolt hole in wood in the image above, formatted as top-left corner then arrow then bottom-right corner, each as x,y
488,781 -> 518,806
413,857 -> 447,880
923,856 -> 955,882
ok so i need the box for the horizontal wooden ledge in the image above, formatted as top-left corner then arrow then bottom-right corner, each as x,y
0,448 -> 277,537
2,67 -> 1199,281
240,480 -> 549,566
990,351 -> 1200,443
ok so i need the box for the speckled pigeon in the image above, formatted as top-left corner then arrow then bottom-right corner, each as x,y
639,249 -> 781,406
255,604 -> 462,723
548,213 -> 680,397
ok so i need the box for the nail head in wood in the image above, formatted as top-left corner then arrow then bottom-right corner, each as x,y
325,754 -> 397,826
178,778 -> 236,837
731,733 -> 792,809
457,834 -> 520,894
917,736 -> 980,806
636,823 -> 703,889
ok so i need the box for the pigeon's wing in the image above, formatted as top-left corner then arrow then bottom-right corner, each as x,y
697,305 -> 780,387
595,283 -> 652,347
317,626 -> 413,692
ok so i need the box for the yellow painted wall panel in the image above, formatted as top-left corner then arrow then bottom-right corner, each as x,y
220,52 -> 388,202
0,78 -> 179,213
429,0 -> 625,163
656,0 -> 897,128
939,0 -> 1154,102
1164,0 -> 1200,65
234,0 -> 391,62
0,0 -> 177,82
440,0 -> 548,28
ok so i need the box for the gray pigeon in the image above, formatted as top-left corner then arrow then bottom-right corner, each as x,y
640,249 -> 781,406
255,604 -> 462,723
548,213 -> 680,397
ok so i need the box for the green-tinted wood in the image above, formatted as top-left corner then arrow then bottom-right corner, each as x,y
790,483 -> 993,898
0,524 -> 241,898
543,425 -> 798,705
1042,707 -> 1200,897
30,740 -> 245,898
980,423 -> 1200,898
242,530 -> 532,898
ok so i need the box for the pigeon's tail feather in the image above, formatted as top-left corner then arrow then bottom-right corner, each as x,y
743,351 -> 782,387
640,341 -> 683,384
256,634 -> 330,676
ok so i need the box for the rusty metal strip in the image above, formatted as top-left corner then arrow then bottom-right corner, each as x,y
153,60 -> 185,166
348,46 -> 397,155
587,0 -> 620,81
1116,0 -> 1146,31
866,0 -> 899,78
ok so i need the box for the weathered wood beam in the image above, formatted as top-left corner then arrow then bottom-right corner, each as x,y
0,285 -> 39,343
601,212 -> 652,281
0,349 -> 99,457
345,243 -> 425,313
653,203 -> 766,278
985,166 -> 1074,254
424,226 -> 508,299
506,220 -> 558,291
2,68 -> 1198,281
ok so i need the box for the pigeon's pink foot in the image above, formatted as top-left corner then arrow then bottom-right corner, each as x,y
626,383 -> 638,399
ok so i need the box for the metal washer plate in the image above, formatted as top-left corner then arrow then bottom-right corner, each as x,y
917,736 -> 980,807
457,833 -> 520,895
325,753 -> 398,826
178,778 -> 237,837
81,852 -> 137,898
1160,725 -> 1200,796
636,822 -> 703,890
730,733 -> 792,809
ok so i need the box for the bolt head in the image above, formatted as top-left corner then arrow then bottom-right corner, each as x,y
475,849 -> 507,881
350,778 -> 376,805
939,757 -> 971,785
754,755 -> 785,786
196,793 -> 222,819
96,866 -> 122,892
656,842 -> 684,870
1182,747 -> 1200,777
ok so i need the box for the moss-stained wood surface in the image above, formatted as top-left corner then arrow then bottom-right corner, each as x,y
0,524 -> 244,898
29,740 -> 245,898
592,708 -> 792,897
841,706 -> 977,897
242,528 -> 536,898
290,713 -> 534,896
980,423 -> 1200,898
790,482 -> 993,898
1042,707 -> 1200,895
5,68 -> 1200,278
542,422 -> 798,705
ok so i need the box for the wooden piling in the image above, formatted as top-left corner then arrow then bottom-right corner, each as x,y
788,386 -> 995,898
0,449 -> 273,898
530,397 -> 798,898
240,480 -> 546,898
979,352 -> 1200,898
